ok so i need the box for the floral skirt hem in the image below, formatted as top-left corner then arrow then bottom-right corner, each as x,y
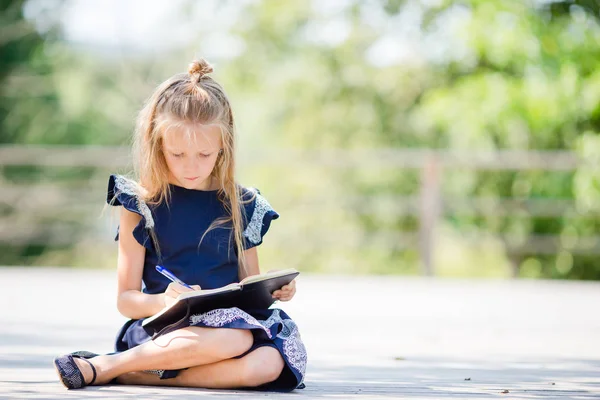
115,307 -> 307,392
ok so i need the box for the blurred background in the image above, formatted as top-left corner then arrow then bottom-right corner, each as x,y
2,0 -> 600,280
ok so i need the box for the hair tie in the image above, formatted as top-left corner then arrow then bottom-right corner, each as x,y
188,59 -> 213,83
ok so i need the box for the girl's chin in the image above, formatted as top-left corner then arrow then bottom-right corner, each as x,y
180,177 -> 210,189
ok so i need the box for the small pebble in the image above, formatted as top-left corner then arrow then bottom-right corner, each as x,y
501,389 -> 509,394
464,378 -> 471,381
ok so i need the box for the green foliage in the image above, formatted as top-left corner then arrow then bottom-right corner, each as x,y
225,0 -> 600,279
3,0 -> 600,279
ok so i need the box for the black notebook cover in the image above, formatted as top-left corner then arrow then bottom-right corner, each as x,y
142,270 -> 299,333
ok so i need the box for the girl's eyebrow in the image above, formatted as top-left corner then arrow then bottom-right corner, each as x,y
165,147 -> 214,153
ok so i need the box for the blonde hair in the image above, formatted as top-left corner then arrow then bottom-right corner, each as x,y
131,59 -> 250,275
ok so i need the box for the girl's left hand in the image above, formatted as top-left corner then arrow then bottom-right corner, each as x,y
272,279 -> 296,301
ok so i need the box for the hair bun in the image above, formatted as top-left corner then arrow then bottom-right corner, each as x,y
188,59 -> 213,80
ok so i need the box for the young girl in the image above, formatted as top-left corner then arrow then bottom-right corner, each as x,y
53,59 -> 307,392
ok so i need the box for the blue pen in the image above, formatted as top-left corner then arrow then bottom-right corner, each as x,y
156,265 -> 193,289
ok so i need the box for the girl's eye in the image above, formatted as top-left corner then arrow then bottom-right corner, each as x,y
172,153 -> 184,158
199,153 -> 211,158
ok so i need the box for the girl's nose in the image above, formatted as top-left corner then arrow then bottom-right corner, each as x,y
185,157 -> 200,170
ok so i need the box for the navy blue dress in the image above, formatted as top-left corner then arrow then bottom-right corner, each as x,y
107,175 -> 307,391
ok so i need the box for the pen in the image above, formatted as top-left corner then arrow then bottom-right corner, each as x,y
155,265 -> 193,289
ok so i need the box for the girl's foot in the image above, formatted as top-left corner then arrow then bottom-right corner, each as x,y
54,353 -> 113,389
54,354 -> 97,389
72,355 -> 116,386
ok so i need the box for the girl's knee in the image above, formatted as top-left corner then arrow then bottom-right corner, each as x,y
165,326 -> 253,360
241,347 -> 284,387
215,328 -> 253,359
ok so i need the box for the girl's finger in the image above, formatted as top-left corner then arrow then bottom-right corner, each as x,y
168,282 -> 190,294
191,284 -> 202,291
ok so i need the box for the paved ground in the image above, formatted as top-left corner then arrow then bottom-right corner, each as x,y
1,267 -> 600,399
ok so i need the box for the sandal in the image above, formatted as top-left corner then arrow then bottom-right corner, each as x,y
70,351 -> 99,359
53,353 -> 97,389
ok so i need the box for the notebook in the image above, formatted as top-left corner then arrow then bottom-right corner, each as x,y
142,268 -> 299,332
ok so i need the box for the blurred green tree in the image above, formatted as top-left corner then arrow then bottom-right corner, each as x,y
222,0 -> 600,279
3,0 -> 600,279
0,0 -> 137,265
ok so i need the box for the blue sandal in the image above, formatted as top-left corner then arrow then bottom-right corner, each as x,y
54,352 -> 98,389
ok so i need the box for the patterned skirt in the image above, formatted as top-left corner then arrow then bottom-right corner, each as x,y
115,307 -> 307,391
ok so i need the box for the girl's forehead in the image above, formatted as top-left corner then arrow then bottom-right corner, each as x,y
162,123 -> 222,150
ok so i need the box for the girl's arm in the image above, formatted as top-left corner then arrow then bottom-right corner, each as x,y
239,246 -> 260,280
240,246 -> 297,301
115,208 -> 166,319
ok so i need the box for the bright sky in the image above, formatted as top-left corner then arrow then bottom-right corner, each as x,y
24,0 -> 248,59
23,0 -> 468,67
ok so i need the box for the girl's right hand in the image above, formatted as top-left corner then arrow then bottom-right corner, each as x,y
162,282 -> 201,308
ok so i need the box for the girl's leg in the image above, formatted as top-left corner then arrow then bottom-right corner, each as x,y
72,326 -> 253,385
116,346 -> 285,389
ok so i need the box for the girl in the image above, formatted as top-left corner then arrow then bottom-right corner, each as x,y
53,59 -> 307,392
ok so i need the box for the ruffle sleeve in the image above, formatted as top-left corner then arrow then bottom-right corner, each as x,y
241,187 -> 279,250
107,174 -> 154,249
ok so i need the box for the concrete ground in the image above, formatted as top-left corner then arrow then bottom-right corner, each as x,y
1,267 -> 599,399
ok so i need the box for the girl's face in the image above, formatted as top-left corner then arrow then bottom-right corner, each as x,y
161,123 -> 223,190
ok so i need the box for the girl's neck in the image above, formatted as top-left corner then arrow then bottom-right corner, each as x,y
168,175 -> 220,191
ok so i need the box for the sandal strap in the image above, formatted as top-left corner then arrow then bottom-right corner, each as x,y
73,355 -> 97,385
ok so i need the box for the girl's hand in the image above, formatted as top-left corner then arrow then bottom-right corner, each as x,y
163,282 -> 201,308
272,279 -> 296,302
